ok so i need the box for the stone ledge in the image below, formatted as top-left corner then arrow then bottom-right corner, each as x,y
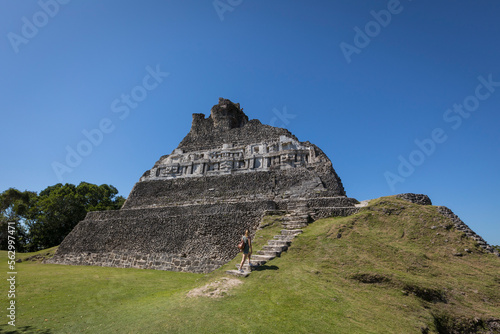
46,251 -> 225,274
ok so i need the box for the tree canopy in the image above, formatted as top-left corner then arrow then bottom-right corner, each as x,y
0,182 -> 125,252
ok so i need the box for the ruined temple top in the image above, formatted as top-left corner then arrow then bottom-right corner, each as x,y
205,97 -> 249,130
176,97 -> 297,153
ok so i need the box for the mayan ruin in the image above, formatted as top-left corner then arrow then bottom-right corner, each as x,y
47,98 -> 359,272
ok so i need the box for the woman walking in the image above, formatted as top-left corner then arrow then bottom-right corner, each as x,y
238,229 -> 253,272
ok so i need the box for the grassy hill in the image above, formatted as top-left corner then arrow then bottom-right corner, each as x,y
1,196 -> 499,333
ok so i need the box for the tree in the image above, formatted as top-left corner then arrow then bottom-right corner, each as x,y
0,182 -> 125,252
0,188 -> 36,251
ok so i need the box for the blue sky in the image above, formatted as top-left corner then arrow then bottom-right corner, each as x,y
1,0 -> 499,245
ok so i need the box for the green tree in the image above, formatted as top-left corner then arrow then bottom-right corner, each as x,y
0,188 -> 37,251
0,182 -> 125,252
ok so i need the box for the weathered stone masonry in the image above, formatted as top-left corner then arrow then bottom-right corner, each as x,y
47,98 -> 358,272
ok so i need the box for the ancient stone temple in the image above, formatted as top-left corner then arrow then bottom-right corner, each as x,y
48,98 -> 358,273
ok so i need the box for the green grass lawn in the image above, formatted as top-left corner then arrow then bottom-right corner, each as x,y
1,197 -> 499,333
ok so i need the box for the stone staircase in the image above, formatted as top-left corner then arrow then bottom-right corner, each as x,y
282,201 -> 311,229
226,229 -> 303,277
226,203 -> 313,277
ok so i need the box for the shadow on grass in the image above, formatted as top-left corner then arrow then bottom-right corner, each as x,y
0,326 -> 53,334
252,264 -> 279,272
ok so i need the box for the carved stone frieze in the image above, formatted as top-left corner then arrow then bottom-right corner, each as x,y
141,135 -> 321,181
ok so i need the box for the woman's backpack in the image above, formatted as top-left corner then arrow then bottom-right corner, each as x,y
238,238 -> 245,251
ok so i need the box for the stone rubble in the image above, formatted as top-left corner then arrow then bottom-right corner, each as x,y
437,206 -> 499,256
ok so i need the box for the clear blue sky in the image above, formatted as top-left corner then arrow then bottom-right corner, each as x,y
1,1 -> 499,245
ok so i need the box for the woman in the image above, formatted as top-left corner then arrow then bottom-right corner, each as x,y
238,229 -> 253,272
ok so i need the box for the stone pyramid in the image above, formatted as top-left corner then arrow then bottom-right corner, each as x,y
48,98 -> 358,273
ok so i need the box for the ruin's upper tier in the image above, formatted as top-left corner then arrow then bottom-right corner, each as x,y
135,97 -> 347,198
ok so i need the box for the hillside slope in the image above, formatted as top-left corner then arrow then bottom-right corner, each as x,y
281,196 -> 500,333
1,196 -> 499,333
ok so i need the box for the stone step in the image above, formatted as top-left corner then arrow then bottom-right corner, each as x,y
267,240 -> 291,247
284,219 -> 307,223
247,260 -> 266,267
226,269 -> 250,277
263,210 -> 287,216
290,200 -> 308,204
288,208 -> 309,212
283,226 -> 307,231
284,213 -> 307,218
287,210 -> 308,215
261,245 -> 288,252
283,214 -> 310,220
283,217 -> 308,222
287,202 -> 308,208
241,259 -> 265,267
237,263 -> 258,270
274,235 -> 295,241
251,254 -> 275,262
283,223 -> 308,229
257,250 -> 281,257
280,229 -> 303,236
282,221 -> 308,226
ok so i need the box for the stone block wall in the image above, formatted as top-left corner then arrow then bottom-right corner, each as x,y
48,202 -> 270,273
124,168 -> 345,210
47,251 -> 226,273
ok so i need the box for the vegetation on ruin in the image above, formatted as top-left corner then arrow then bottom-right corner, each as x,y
1,196 -> 499,333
